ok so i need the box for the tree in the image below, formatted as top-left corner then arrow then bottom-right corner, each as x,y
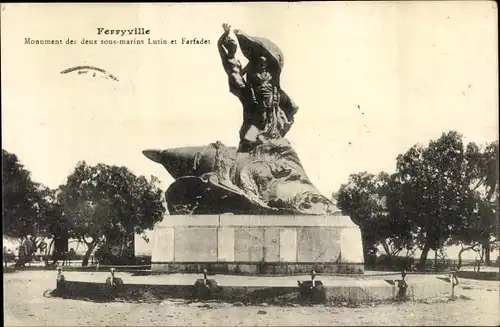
473,141 -> 499,264
2,150 -> 66,265
2,149 -> 41,239
58,161 -> 166,266
446,140 -> 499,267
34,186 -> 70,265
380,172 -> 418,259
334,132 -> 497,270
394,131 -> 496,268
334,171 -> 415,264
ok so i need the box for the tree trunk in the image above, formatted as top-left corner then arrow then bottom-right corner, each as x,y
82,244 -> 95,267
361,233 -> 376,267
457,248 -> 466,269
381,240 -> 391,257
380,240 -> 395,268
478,248 -> 485,272
45,239 -> 55,266
129,231 -> 135,262
418,243 -> 431,270
485,240 -> 491,265
484,183 -> 496,265
434,246 -> 439,272
123,230 -> 136,264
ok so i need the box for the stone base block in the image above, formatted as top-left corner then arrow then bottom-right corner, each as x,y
151,215 -> 364,275
151,262 -> 364,275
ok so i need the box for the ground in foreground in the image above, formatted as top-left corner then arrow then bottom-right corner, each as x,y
3,270 -> 499,326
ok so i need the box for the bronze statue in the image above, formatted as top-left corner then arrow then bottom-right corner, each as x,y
247,56 -> 280,138
217,24 -> 299,150
143,24 -> 339,216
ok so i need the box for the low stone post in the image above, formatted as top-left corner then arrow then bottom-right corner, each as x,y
396,270 -> 408,299
449,270 -> 459,298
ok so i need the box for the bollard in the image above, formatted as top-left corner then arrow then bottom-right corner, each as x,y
297,270 -> 326,304
56,266 -> 66,293
395,270 -> 408,299
105,267 -> 124,294
449,270 -> 459,298
193,269 -> 218,300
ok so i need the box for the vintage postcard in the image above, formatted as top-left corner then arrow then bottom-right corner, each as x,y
2,2 -> 498,326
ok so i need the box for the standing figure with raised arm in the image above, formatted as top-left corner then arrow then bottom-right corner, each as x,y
217,23 -> 247,98
217,24 -> 301,149
232,28 -> 299,139
217,23 -> 258,151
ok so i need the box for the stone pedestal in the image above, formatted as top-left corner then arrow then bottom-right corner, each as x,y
151,215 -> 364,275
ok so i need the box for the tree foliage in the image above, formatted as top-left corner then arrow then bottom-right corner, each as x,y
334,172 -> 415,262
2,149 -> 43,238
334,132 -> 498,269
2,149 -> 67,266
393,131 -> 469,264
57,161 -> 166,266
446,140 -> 499,265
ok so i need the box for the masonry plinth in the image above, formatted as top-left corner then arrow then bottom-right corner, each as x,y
151,215 -> 364,275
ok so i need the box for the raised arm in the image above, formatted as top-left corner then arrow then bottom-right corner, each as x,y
217,23 -> 232,67
218,34 -> 228,62
241,63 -> 249,77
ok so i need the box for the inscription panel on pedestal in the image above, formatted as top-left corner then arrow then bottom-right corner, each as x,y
217,227 -> 235,262
340,227 -> 364,263
279,229 -> 297,262
297,228 -> 341,263
234,228 -> 265,262
174,227 -> 218,262
263,228 -> 280,262
151,227 -> 174,262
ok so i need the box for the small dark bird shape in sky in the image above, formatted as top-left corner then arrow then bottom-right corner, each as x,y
60,66 -> 119,81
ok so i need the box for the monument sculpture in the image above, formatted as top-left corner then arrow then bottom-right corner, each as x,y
143,24 -> 340,216
144,24 -> 364,275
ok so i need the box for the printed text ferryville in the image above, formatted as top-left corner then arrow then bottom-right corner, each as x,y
97,28 -> 151,36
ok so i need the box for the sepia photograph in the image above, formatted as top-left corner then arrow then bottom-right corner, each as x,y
1,2 -> 499,326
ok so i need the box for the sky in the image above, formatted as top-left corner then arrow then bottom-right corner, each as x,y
1,2 -> 498,200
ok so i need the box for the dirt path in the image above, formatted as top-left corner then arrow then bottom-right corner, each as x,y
3,270 -> 499,326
